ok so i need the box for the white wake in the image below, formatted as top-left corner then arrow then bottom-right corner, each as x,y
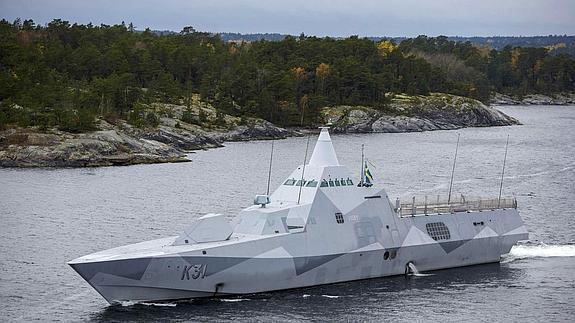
321,294 -> 341,299
118,301 -> 178,307
219,298 -> 251,302
406,262 -> 434,277
503,243 -> 575,263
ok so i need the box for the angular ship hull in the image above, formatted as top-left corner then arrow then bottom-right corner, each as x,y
69,129 -> 528,304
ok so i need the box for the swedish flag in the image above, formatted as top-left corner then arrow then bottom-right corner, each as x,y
364,162 -> 373,185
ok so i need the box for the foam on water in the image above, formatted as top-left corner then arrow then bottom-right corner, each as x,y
219,298 -> 251,302
407,262 -> 434,277
503,244 -> 575,263
141,302 -> 178,307
321,295 -> 341,299
118,301 -> 178,307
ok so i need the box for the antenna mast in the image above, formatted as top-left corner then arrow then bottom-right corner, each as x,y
297,135 -> 311,204
360,144 -> 365,186
447,133 -> 460,205
266,139 -> 275,195
498,134 -> 510,207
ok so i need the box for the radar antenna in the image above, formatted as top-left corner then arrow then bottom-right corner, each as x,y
447,133 -> 460,205
266,139 -> 274,195
359,144 -> 365,187
297,135 -> 311,204
498,134 -> 510,207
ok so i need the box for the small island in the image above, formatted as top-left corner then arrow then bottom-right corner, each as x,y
1,20 -> 573,167
0,92 -> 518,167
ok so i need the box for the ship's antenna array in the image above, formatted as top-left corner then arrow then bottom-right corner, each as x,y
266,139 -> 275,195
360,144 -> 365,186
447,133 -> 460,205
498,134 -> 510,207
297,135 -> 311,204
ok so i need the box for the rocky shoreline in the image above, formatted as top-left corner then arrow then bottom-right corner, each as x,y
0,93 -> 520,168
323,93 -> 519,133
0,106 -> 294,168
491,92 -> 575,105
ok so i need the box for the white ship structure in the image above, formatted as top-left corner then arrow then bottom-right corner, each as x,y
69,128 -> 529,303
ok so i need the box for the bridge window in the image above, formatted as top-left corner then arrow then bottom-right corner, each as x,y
296,180 -> 306,186
335,212 -> 344,224
426,222 -> 451,241
319,178 -> 355,188
306,180 -> 318,187
284,179 -> 296,186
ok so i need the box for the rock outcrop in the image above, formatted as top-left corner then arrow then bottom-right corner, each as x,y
0,127 -> 185,167
491,92 -> 575,105
0,114 -> 293,168
324,93 -> 519,133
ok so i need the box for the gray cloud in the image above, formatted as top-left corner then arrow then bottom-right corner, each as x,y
0,0 -> 573,36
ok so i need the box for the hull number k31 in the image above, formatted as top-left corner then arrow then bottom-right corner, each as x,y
181,264 -> 207,280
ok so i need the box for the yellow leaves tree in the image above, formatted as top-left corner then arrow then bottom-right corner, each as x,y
290,67 -> 307,125
315,63 -> 330,78
291,67 -> 306,81
377,40 -> 396,58
315,63 -> 330,95
545,42 -> 566,51
228,45 -> 239,55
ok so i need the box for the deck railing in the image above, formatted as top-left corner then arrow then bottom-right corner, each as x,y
396,195 -> 517,217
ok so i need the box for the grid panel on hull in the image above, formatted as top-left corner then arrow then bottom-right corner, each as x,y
426,222 -> 451,240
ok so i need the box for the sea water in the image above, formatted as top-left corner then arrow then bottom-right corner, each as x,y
1,105 -> 574,322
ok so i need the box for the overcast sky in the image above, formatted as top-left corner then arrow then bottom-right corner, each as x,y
1,0 -> 573,37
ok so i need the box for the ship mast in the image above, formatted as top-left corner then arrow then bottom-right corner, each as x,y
266,139 -> 274,195
498,134 -> 510,207
447,133 -> 460,205
297,135 -> 311,204
360,144 -> 364,186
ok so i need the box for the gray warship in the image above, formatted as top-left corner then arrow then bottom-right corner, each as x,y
69,128 -> 529,303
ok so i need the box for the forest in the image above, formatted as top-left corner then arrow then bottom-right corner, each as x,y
1,19 -> 574,132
